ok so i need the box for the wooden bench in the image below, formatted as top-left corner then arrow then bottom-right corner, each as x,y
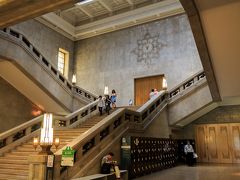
72,170 -> 128,180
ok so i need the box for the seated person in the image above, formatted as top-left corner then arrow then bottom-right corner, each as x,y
101,152 -> 120,178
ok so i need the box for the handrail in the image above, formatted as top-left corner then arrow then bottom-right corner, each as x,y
0,28 -> 97,103
168,70 -> 205,99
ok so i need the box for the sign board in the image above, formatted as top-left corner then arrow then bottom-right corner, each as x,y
120,137 -> 131,170
61,146 -> 75,166
47,155 -> 54,167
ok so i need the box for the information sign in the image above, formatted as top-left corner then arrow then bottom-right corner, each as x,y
61,146 -> 75,166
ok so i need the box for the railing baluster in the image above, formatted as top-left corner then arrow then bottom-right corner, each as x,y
25,127 -> 32,136
6,135 -> 13,145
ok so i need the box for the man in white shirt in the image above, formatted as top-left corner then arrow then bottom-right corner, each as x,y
184,141 -> 194,166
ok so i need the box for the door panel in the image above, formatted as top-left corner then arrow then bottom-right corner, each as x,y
207,125 -> 219,163
217,124 -> 232,163
195,125 -> 208,162
229,124 -> 240,163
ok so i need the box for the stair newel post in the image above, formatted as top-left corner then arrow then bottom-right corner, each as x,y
53,154 -> 61,180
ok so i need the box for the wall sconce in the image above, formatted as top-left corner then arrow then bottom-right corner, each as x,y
72,74 -> 76,85
162,76 -> 167,90
33,113 -> 60,155
104,86 -> 109,95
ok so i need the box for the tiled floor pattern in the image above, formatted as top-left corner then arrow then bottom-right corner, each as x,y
134,164 -> 240,180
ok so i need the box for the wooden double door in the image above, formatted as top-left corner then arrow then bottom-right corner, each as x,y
134,75 -> 163,106
195,123 -> 240,163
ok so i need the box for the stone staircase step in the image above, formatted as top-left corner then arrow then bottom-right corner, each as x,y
0,174 -> 27,180
0,159 -> 28,165
0,168 -> 28,176
0,163 -> 28,170
1,155 -> 28,160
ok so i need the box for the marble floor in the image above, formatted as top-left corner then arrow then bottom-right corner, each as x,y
134,164 -> 240,180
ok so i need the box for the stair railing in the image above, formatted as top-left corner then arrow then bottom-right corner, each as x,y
52,91 -> 168,179
0,99 -> 100,156
0,28 -> 97,102
0,115 -> 43,156
53,108 -> 128,179
169,70 -> 206,100
50,70 -> 207,179
53,99 -> 99,129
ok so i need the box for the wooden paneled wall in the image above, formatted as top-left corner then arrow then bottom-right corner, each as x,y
195,123 -> 240,163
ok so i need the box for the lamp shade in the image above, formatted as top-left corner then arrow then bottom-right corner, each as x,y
40,113 -> 53,145
162,77 -> 167,90
72,74 -> 76,84
104,86 -> 109,95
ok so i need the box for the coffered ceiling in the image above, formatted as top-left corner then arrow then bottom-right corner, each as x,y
36,0 -> 184,40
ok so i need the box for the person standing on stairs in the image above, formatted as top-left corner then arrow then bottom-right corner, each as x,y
105,95 -> 112,115
110,89 -> 117,109
149,89 -> 155,99
98,95 -> 104,115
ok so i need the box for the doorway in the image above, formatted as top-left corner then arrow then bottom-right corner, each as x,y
134,74 -> 163,106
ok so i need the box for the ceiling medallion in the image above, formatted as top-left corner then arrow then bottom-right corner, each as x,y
132,32 -> 166,65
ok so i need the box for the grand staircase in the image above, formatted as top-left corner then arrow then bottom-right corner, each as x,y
0,69 -> 211,179
0,113 -> 110,180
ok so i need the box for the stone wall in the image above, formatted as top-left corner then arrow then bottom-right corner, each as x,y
143,108 -> 170,138
0,77 -> 42,133
11,19 -> 74,80
74,14 -> 203,106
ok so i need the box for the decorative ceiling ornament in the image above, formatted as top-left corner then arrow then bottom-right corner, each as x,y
132,32 -> 166,65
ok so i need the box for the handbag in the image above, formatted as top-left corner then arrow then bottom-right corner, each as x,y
193,153 -> 198,158
101,163 -> 111,174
